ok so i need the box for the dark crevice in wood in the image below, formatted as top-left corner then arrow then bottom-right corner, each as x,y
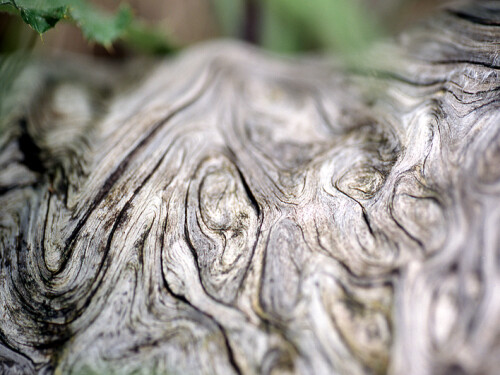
65,75 -> 213,254
447,9 -> 500,27
161,257 -> 243,375
235,166 -> 261,218
428,59 -> 500,70
0,183 -> 35,195
361,209 -> 374,236
17,118 -> 45,175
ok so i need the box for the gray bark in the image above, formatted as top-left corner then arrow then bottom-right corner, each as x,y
1,1 -> 499,374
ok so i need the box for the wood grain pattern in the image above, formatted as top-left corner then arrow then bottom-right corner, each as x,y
1,1 -> 499,374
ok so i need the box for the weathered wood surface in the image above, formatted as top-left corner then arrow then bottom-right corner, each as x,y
1,2 -> 499,374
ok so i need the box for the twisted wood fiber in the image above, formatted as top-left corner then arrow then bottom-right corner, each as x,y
0,1 -> 499,374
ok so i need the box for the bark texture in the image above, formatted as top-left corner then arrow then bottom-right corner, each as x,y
1,2 -> 499,374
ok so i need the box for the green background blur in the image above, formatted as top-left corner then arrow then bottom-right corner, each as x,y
0,0 -> 449,58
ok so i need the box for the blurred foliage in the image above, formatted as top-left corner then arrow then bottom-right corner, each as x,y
212,0 -> 245,38
0,0 -> 173,52
213,0 -> 385,54
263,0 -> 383,53
0,51 -> 29,133
0,0 -> 431,56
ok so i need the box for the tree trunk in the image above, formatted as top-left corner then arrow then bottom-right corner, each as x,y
1,2 -> 499,374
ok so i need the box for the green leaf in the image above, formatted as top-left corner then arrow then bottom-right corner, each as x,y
1,1 -> 69,33
18,6 -> 67,34
70,3 -> 132,46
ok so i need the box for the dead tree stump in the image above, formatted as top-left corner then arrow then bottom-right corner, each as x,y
1,1 -> 499,374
